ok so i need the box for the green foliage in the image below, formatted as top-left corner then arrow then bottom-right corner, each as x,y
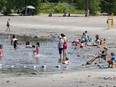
0,0 -> 116,15
75,0 -> 85,10
39,2 -> 78,13
0,0 -> 41,15
39,0 -> 101,15
39,2 -> 51,13
100,0 -> 116,15
89,0 -> 100,15
1,0 -> 18,15
0,0 -> 5,12
53,3 -> 71,13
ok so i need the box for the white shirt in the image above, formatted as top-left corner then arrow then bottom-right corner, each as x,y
58,38 -> 64,49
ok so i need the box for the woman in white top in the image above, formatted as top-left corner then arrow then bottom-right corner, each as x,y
58,36 -> 64,62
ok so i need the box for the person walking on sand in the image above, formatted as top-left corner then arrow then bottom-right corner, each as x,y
5,19 -> 10,33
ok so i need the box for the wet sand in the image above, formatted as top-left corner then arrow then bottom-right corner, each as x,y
0,14 -> 116,87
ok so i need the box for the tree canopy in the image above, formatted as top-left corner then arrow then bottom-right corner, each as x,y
100,0 -> 116,15
0,0 -> 116,15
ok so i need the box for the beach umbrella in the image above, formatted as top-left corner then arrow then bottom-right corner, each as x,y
26,5 -> 35,9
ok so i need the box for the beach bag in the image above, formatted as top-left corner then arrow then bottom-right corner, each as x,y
63,41 -> 67,49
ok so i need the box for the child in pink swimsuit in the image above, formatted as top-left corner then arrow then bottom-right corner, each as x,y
0,45 -> 3,59
33,42 -> 40,64
33,42 -> 40,55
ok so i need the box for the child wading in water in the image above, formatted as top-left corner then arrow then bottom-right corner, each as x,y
62,57 -> 70,65
33,42 -> 40,55
0,45 -> 3,60
33,42 -> 40,64
25,41 -> 33,48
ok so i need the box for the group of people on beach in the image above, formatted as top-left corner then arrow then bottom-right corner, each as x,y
0,33 -> 40,64
1,18 -> 116,68
56,31 -> 116,67
1,30 -> 116,68
71,30 -> 116,68
22,40 -> 40,64
72,31 -> 107,49
58,33 -> 69,65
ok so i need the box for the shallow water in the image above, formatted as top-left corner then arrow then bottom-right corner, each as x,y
0,33 -> 96,73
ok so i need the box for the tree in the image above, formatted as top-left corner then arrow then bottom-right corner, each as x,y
0,0 -> 6,13
75,0 -> 85,10
0,0 -> 41,15
0,0 -> 18,15
89,0 -> 100,15
100,0 -> 116,15
18,0 -> 41,14
75,0 -> 100,15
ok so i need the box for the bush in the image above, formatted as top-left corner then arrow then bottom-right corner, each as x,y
39,2 -> 84,14
39,3 -> 52,13
53,2 -> 71,13
2,8 -> 12,15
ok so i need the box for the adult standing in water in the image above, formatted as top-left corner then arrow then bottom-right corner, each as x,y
58,36 -> 64,63
5,19 -> 10,33
11,34 -> 17,45
10,34 -> 18,49
61,33 -> 69,61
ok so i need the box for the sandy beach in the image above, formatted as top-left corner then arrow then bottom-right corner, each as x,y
0,14 -> 116,87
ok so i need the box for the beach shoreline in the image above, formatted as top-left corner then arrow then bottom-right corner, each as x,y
0,15 -> 116,87
0,68 -> 116,87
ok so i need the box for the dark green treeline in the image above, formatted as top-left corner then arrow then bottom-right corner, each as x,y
0,0 -> 116,15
